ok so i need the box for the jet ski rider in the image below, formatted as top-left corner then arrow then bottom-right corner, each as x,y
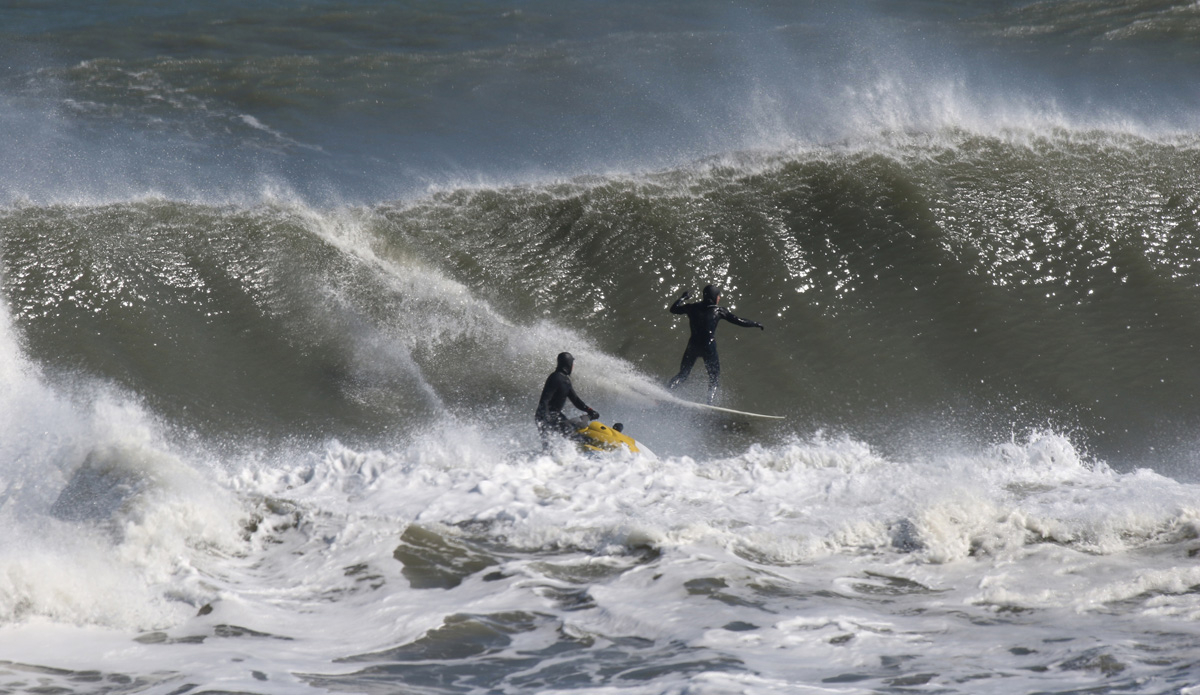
535,352 -> 599,446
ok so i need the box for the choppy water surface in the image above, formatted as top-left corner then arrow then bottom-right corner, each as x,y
5,2 -> 1200,694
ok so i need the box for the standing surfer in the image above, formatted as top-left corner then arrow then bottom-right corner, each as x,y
535,352 -> 599,446
667,284 -> 764,404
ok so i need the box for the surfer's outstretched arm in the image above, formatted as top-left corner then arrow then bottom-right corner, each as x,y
720,308 -> 764,330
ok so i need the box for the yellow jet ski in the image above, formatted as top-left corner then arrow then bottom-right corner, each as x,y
577,421 -> 643,455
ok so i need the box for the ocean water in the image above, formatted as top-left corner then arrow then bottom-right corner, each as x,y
5,1 -> 1200,693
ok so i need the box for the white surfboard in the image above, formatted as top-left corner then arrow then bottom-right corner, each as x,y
668,397 -> 785,420
617,382 -> 785,420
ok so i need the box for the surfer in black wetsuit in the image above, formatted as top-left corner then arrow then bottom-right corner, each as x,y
667,284 -> 763,404
535,352 -> 599,446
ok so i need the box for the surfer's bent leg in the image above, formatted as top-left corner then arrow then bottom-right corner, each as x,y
668,343 -> 701,389
703,344 -> 720,404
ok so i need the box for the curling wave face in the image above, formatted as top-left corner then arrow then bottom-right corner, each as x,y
5,130 -> 1200,462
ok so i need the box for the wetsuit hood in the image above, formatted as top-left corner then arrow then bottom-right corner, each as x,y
703,284 -> 721,304
556,351 -> 574,375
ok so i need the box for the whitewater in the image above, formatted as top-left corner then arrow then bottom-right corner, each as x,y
5,1 -> 1200,694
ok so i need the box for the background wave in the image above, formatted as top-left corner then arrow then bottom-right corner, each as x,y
4,128 -> 1200,469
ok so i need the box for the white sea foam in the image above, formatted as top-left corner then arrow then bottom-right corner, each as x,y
2,364 -> 1200,693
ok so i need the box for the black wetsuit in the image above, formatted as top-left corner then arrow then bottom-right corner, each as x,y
667,288 -> 762,403
535,353 -> 596,442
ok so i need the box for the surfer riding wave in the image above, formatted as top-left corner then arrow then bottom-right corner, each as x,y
667,284 -> 763,404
